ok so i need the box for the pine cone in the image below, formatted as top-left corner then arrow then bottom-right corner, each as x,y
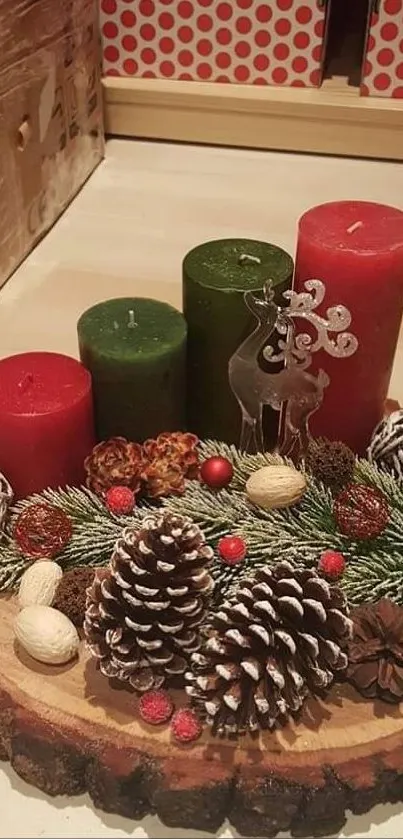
143,460 -> 185,498
347,599 -> 403,703
0,472 -> 13,532
84,511 -> 214,692
85,437 -> 145,497
142,432 -> 199,498
186,560 -> 352,736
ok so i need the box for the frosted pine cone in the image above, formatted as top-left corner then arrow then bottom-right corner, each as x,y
186,560 -> 352,736
368,411 -> 403,482
84,511 -> 214,692
84,437 -> 145,497
0,473 -> 13,532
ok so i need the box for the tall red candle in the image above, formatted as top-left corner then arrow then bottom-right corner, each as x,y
294,201 -> 403,454
0,352 -> 95,499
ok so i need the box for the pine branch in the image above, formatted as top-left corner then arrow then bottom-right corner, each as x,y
10,485 -> 128,525
354,459 -> 403,512
198,439 -> 292,491
1,442 -> 403,608
0,486 -> 148,593
0,536 -> 28,590
168,442 -> 403,604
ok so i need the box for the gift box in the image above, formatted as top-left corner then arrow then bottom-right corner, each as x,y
101,0 -> 330,88
360,0 -> 403,98
0,0 -> 104,288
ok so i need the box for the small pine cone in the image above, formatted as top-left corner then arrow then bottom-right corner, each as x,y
186,560 -> 352,736
142,432 -> 199,497
85,437 -> 145,497
84,511 -> 214,692
143,460 -> 185,498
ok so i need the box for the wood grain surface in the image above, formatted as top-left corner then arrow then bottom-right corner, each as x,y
1,597 -> 403,837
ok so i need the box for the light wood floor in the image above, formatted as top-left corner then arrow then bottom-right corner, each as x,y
1,138 -> 403,838
1,138 -> 403,403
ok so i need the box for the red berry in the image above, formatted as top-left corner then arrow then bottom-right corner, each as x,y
218,535 -> 247,565
318,550 -> 346,579
105,485 -> 135,515
139,690 -> 174,725
171,708 -> 202,743
200,456 -> 233,489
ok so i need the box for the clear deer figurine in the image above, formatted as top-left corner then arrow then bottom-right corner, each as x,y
228,279 -> 358,456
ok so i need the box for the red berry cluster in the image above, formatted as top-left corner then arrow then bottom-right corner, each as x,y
138,690 -> 202,744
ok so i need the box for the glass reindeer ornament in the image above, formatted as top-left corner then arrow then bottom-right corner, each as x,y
228,279 -> 358,456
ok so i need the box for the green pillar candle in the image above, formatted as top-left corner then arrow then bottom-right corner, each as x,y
77,298 -> 186,442
183,239 -> 294,446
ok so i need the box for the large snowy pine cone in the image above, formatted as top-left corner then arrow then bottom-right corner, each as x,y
84,511 -> 214,691
186,560 -> 352,736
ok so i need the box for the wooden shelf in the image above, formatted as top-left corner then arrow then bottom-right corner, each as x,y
103,76 -> 403,161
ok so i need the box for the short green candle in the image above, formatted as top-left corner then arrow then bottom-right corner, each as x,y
183,239 -> 294,446
77,298 -> 187,442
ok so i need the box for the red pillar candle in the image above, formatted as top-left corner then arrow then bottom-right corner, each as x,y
294,201 -> 403,454
0,352 -> 95,499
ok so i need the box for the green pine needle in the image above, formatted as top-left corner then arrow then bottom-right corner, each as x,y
0,486 -> 148,591
0,441 -> 402,608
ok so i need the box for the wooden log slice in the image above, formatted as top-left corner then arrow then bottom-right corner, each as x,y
1,597 -> 403,837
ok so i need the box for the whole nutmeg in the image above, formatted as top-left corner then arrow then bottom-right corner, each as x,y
14,605 -> 79,665
53,567 -> 95,627
18,560 -> 63,608
246,465 -> 306,510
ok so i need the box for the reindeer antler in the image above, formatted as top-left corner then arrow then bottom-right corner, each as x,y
262,279 -> 275,303
281,279 -> 358,359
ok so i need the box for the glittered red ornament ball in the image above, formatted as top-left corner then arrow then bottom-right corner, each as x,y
318,550 -> 346,580
200,456 -> 233,490
171,708 -> 202,744
334,484 -> 389,541
218,535 -> 247,565
14,503 -> 72,559
105,485 -> 135,515
139,690 -> 174,725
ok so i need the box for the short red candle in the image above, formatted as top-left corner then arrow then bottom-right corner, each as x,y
294,201 -> 403,454
0,352 -> 95,499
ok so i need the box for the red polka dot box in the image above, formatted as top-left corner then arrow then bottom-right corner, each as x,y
100,0 -> 330,88
361,0 -> 403,98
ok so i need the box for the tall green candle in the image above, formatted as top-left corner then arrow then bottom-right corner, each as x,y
77,298 -> 186,442
183,239 -> 294,446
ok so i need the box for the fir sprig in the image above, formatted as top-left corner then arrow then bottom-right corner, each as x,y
1,441 -> 402,607
1,486 -> 148,589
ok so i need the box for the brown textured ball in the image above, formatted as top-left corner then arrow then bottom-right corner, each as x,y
305,437 -> 355,494
53,567 -> 95,627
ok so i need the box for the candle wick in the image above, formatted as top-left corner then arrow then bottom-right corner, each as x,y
346,221 -> 363,235
238,253 -> 262,266
18,373 -> 34,392
128,309 -> 138,329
